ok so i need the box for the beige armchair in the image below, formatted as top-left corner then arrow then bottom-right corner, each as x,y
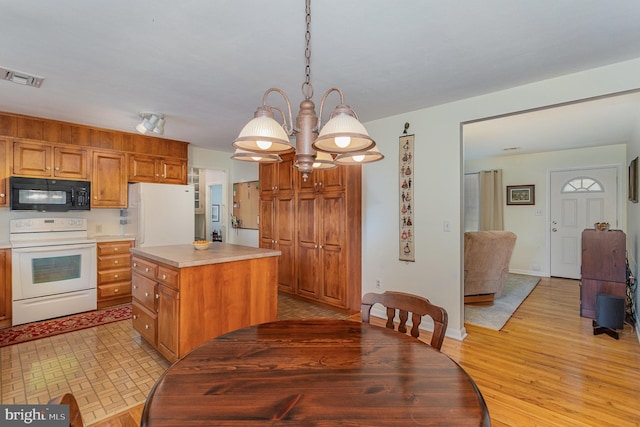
464,231 -> 517,304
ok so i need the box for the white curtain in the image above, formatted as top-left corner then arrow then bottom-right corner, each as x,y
478,169 -> 504,231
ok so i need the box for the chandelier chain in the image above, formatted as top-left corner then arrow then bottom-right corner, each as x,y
302,0 -> 313,100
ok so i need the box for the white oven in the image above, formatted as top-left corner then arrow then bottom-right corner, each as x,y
10,218 -> 97,326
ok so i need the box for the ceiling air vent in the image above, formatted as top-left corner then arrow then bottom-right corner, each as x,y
0,66 -> 44,88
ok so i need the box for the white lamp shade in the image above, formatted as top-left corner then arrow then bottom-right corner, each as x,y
313,113 -> 376,153
230,148 -> 282,163
311,151 -> 337,169
233,115 -> 294,153
334,145 -> 384,164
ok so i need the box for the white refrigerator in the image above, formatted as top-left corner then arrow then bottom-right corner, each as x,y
125,183 -> 195,247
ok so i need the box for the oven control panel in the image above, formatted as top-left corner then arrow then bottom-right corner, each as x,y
10,218 -> 87,233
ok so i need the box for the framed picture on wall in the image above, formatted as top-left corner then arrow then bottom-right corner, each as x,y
506,185 -> 535,205
212,204 -> 220,221
629,157 -> 638,203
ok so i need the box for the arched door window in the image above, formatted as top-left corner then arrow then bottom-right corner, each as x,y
561,176 -> 603,193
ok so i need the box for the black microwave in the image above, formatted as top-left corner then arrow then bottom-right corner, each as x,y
10,177 -> 91,211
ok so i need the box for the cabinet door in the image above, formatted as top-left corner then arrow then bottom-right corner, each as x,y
128,155 -> 157,183
259,197 -> 276,248
53,146 -> 89,179
276,194 -> 296,293
277,155 -> 295,193
297,193 -> 320,297
259,163 -> 277,197
0,139 -> 7,207
12,140 -> 52,177
0,249 -> 10,326
157,284 -> 180,362
92,150 -> 127,208
160,158 -> 187,184
319,192 -> 346,306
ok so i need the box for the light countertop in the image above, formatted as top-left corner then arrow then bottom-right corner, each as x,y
130,242 -> 281,268
91,235 -> 136,242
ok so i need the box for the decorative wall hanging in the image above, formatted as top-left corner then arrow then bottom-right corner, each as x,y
506,184 -> 535,205
399,123 -> 415,262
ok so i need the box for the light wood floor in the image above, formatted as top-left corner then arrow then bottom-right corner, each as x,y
92,277 -> 640,426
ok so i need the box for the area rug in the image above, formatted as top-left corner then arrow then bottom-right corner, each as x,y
0,304 -> 132,348
464,274 -> 540,330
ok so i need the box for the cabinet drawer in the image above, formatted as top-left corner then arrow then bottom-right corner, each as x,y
98,253 -> 132,270
158,265 -> 179,289
132,303 -> 157,345
98,268 -> 132,285
132,256 -> 158,279
132,273 -> 157,311
98,241 -> 133,256
98,282 -> 132,299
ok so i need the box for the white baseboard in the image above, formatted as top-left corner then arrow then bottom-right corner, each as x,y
509,268 -> 548,277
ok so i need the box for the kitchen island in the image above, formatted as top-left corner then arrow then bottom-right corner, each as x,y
130,242 -> 280,362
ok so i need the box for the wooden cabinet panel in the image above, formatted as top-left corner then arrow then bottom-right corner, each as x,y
261,160 -> 361,313
12,140 -> 88,179
158,265 -> 179,290
133,256 -> 158,279
157,285 -> 180,361
97,241 -> 133,309
91,150 -> 127,208
0,249 -> 11,328
0,139 -> 7,207
53,146 -> 89,179
128,154 -> 186,184
132,303 -> 157,344
132,273 -> 157,312
12,140 -> 51,176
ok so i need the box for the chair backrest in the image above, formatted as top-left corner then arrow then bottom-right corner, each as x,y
361,291 -> 448,350
48,393 -> 84,427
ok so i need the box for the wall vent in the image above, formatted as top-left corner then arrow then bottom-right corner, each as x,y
0,66 -> 44,88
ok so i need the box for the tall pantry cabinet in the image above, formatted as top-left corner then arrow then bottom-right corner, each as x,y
259,154 -> 362,313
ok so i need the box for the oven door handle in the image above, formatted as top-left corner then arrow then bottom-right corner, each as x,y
12,243 -> 96,253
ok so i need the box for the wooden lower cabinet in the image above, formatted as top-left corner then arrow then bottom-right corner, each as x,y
0,249 -> 11,328
97,240 -> 133,309
131,254 -> 278,362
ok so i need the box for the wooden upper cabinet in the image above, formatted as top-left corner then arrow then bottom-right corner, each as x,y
259,153 -> 295,196
12,140 -> 89,179
92,150 -> 127,208
128,154 -> 186,184
298,166 -> 345,194
0,139 -> 8,207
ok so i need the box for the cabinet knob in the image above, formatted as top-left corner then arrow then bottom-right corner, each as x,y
0,193 -> 4,198
133,262 -> 138,267
162,274 -> 167,280
94,196 -> 97,200
46,166 -> 51,170
145,267 -> 149,272
114,247 -> 119,251
114,274 -> 119,279
132,314 -> 138,320
133,285 -> 137,289
319,245 -> 323,249
156,294 -> 160,299
145,324 -> 150,330
145,292 -> 149,297
314,245 -> 318,249
114,288 -> 119,293
114,260 -> 119,264
55,167 -> 60,171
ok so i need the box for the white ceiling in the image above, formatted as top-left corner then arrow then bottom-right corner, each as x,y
2,1 -> 640,156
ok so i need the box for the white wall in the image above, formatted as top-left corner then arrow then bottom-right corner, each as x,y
362,57 -> 640,339
466,144 -> 627,276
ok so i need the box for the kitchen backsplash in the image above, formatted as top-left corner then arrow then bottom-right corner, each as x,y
0,208 -> 123,241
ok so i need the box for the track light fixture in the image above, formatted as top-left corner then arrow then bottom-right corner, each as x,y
136,112 -> 165,135
231,0 -> 383,180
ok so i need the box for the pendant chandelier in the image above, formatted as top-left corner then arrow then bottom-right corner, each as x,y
231,0 -> 383,180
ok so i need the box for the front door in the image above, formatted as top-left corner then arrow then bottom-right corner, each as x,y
550,167 -> 618,279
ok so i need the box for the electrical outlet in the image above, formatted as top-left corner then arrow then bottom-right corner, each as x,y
375,279 -> 381,289
95,224 -> 103,233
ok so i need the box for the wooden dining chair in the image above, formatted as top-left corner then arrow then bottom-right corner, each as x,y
48,393 -> 84,427
361,291 -> 448,350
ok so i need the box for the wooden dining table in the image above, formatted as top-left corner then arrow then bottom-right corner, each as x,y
141,319 -> 490,426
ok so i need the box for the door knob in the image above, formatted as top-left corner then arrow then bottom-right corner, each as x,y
552,228 -> 558,232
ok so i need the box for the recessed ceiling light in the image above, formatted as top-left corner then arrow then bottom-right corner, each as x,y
0,66 -> 44,88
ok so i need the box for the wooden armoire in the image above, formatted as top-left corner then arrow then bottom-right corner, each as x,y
580,229 -> 627,318
259,152 -> 362,313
